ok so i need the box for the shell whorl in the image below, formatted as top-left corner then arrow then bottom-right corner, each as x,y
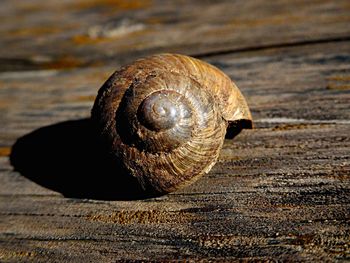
138,90 -> 185,132
92,54 -> 252,194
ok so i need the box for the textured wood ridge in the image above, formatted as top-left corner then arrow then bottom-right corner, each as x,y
0,0 -> 349,262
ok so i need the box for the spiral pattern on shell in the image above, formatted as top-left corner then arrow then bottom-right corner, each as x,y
92,54 -> 252,194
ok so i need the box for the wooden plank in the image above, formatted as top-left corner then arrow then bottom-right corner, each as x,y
0,38 -> 349,261
0,0 -> 349,70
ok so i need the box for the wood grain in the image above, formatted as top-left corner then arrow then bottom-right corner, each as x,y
0,0 -> 350,69
0,1 -> 349,262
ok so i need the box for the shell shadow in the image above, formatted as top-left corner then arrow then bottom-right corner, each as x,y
10,118 -> 161,200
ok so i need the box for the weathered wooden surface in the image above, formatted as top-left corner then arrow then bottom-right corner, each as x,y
0,0 -> 349,262
1,0 -> 350,69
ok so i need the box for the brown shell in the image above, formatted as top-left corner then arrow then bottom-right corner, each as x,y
92,54 -> 252,194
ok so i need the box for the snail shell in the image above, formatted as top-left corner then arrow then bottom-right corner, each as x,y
92,54 -> 252,194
